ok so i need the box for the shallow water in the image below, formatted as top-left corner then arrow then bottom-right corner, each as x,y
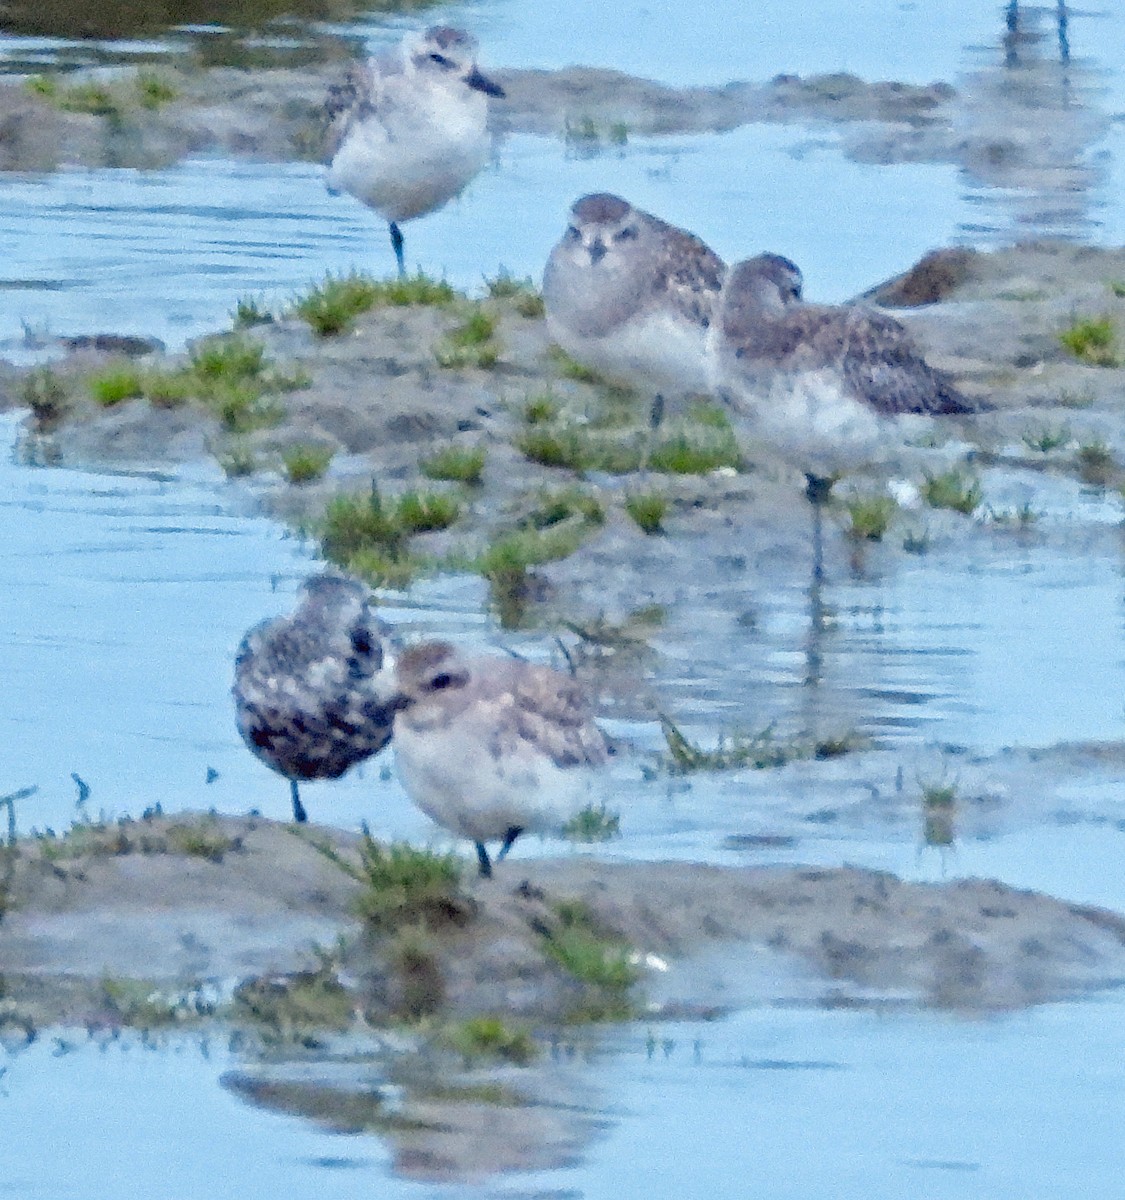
4,1 -> 1125,1194
0,4 -> 1123,350
6,994 -> 1125,1199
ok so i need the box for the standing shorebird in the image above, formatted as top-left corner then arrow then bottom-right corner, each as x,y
233,575 -> 396,823
325,26 -> 504,276
709,253 -> 979,508
376,640 -> 610,878
542,193 -> 729,430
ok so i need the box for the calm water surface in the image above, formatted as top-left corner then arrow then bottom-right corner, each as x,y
3,1 -> 1125,1194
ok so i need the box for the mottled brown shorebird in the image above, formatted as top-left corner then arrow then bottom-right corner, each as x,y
233,575 -> 396,823
542,192 -> 735,432
709,253 -> 979,507
375,640 -> 610,877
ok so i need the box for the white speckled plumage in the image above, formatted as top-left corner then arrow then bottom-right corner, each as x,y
233,575 -> 395,823
378,640 -> 610,876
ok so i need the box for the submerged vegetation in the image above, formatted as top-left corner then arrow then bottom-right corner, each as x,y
658,715 -> 860,774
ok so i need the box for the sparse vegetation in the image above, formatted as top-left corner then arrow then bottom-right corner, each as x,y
135,71 -> 177,109
218,442 -> 260,477
562,803 -> 621,843
444,1016 -> 537,1065
1021,424 -> 1071,453
843,493 -> 898,542
1059,315 -> 1118,366
317,483 -> 457,588
434,306 -> 500,369
547,344 -> 604,384
923,469 -> 983,515
421,444 -> 486,485
22,366 -> 70,425
902,527 -> 930,554
89,362 -> 144,407
232,296 -> 274,329
34,814 -> 241,866
984,502 -> 1039,529
233,960 -> 354,1032
485,269 -> 545,318
280,443 -> 334,485
1076,440 -> 1117,487
659,714 -> 860,774
523,392 -> 561,425
294,270 -> 456,336
625,491 -> 668,535
353,827 -> 471,933
920,779 -> 957,848
538,900 -> 639,1021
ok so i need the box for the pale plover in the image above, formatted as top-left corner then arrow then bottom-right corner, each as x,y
376,640 -> 610,877
542,193 -> 727,427
325,26 -> 504,275
233,575 -> 396,823
709,253 -> 978,505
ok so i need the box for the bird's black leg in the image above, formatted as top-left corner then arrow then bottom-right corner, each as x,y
290,779 -> 308,824
475,841 -> 493,879
389,222 -> 405,277
495,826 -> 523,863
804,474 -> 833,586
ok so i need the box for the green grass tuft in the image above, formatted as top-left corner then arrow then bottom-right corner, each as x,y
539,901 -> 639,1021
434,306 -> 500,369
280,443 -> 334,485
843,493 -> 898,542
562,803 -> 621,842
294,269 -> 457,337
485,269 -> 545,318
22,367 -> 70,425
444,1016 -> 537,1065
420,444 -> 486,485
659,714 -> 860,773
232,295 -> 274,329
624,491 -> 668,535
1059,316 -> 1118,366
1021,424 -> 1071,453
89,363 -> 144,407
136,71 -> 177,109
1076,439 -> 1117,487
394,490 -> 462,534
354,826 -> 470,932
923,469 -> 983,514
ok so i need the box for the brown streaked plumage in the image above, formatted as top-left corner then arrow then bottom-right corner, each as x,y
233,575 -> 395,823
377,640 -> 610,877
709,254 -> 981,497
542,193 -> 728,404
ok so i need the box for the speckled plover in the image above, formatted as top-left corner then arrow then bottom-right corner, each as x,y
708,253 -> 978,505
233,574 -> 396,823
376,640 -> 610,877
325,26 -> 504,275
542,193 -> 730,430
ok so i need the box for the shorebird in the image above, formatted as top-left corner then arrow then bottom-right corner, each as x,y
542,193 -> 728,429
709,253 -> 978,507
376,640 -> 610,878
233,574 -> 396,823
325,26 -> 505,276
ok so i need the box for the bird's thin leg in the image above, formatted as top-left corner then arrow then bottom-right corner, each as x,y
495,826 -> 523,863
475,841 -> 493,878
641,393 -> 665,473
804,474 -> 832,586
290,779 -> 308,824
389,222 -> 405,277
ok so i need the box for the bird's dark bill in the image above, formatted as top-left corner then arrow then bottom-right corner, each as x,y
465,67 -> 505,97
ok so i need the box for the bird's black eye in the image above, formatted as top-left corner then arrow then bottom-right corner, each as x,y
429,52 -> 451,67
431,672 -> 454,690
564,225 -> 581,242
614,225 -> 638,242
